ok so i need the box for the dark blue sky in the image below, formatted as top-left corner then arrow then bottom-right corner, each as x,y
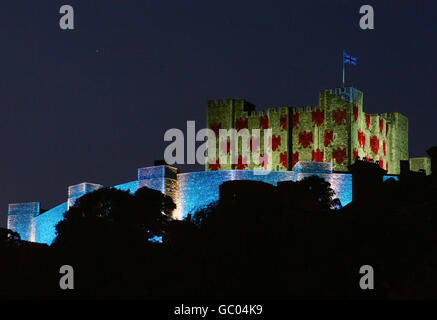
1,0 -> 436,227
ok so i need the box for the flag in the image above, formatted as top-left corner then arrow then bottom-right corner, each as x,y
343,52 -> 357,66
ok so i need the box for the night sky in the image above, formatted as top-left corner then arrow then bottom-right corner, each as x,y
1,0 -> 436,227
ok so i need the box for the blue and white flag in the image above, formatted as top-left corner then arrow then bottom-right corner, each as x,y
343,52 -> 357,66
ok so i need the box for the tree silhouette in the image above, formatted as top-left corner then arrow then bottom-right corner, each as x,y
3,159 -> 437,299
134,186 -> 176,239
53,186 -> 176,248
295,175 -> 342,210
0,228 -> 21,248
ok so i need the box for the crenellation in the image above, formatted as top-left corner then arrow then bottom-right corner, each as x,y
68,182 -> 103,209
410,157 -> 431,175
207,86 -> 410,174
8,202 -> 41,242
267,106 -> 278,114
279,106 -> 288,113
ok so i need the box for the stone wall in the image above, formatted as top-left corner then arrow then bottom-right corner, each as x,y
177,162 -> 354,219
208,87 -> 409,175
9,162 -> 407,245
409,157 -> 431,175
35,202 -> 67,244
138,165 -> 179,218
7,202 -> 40,242
68,182 -> 103,209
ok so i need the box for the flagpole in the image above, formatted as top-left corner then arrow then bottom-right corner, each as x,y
342,50 -> 345,88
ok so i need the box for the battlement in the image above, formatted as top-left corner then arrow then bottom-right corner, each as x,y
383,112 -> 408,124
207,98 -> 233,108
138,165 -> 178,181
293,105 -> 320,114
8,202 -> 41,217
249,109 -> 264,117
138,165 -> 179,218
235,106 -> 289,118
208,86 -> 409,175
207,98 -> 255,113
410,157 -> 431,175
267,106 -> 278,114
68,182 -> 103,209
379,112 -> 408,132
245,105 -> 288,117
7,202 -> 41,242
321,87 -> 363,103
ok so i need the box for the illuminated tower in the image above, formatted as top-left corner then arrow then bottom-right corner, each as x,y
206,87 -> 408,174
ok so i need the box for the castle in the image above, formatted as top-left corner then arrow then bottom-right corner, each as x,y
7,87 -> 431,245
207,87 -> 410,174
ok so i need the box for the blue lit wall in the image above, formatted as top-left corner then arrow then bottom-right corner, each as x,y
7,202 -> 40,242
383,175 -> 399,182
178,170 -> 294,218
68,183 -> 103,209
8,165 -> 398,245
35,202 -> 68,244
114,181 -> 139,194
33,181 -> 139,245
177,169 -> 353,218
137,166 -> 166,194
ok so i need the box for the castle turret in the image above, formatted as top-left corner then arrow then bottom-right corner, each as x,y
137,164 -> 179,218
68,182 -> 103,209
7,202 -> 40,242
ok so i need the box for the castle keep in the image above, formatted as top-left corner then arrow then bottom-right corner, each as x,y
207,87 -> 409,174
7,87 -> 431,245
